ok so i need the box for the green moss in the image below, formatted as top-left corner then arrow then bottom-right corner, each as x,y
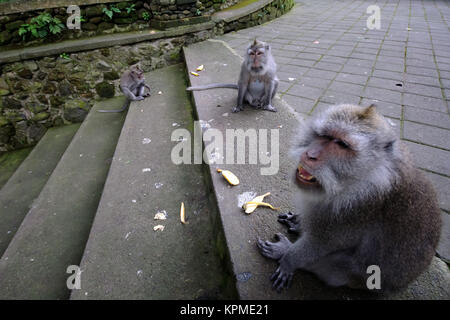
0,147 -> 33,189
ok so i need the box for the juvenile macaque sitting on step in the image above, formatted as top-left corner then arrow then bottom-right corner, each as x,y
98,63 -> 151,113
187,39 -> 279,113
257,104 -> 442,294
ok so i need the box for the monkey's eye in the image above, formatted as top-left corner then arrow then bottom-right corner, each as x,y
334,139 -> 350,149
256,51 -> 263,55
249,52 -> 255,56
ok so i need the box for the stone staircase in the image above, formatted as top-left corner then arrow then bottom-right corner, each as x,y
0,40 -> 448,300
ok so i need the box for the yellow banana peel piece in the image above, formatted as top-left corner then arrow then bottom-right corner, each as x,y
190,71 -> 200,76
244,201 -> 280,211
217,169 -> 239,186
243,192 -> 278,214
196,65 -> 204,71
180,202 -> 187,224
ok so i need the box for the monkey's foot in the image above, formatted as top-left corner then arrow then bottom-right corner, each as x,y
257,233 -> 292,261
278,212 -> 301,234
232,106 -> 243,113
263,104 -> 277,112
134,96 -> 145,101
271,265 -> 294,292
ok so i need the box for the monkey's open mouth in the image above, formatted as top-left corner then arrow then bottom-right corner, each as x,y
296,164 -> 319,186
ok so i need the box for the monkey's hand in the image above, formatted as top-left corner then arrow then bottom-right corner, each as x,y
257,233 -> 295,292
271,262 -> 294,292
257,233 -> 292,261
278,212 -> 301,234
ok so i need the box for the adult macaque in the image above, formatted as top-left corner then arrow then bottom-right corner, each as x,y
187,39 -> 279,113
258,104 -> 442,293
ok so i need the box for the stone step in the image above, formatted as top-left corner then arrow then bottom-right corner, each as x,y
0,97 -> 127,299
183,39 -> 450,299
70,64 -> 233,300
0,125 -> 79,256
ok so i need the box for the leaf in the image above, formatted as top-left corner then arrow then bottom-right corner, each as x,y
38,29 -> 48,38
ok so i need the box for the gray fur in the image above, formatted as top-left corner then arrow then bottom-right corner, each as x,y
258,103 -> 442,294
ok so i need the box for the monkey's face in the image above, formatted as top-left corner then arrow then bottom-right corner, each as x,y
292,104 -> 398,196
295,130 -> 354,192
246,42 -> 269,73
130,64 -> 144,80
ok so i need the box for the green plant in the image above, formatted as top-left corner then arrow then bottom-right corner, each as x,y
102,5 -> 121,19
142,11 -> 150,21
126,4 -> 136,14
19,13 -> 65,40
196,9 -> 202,16
60,53 -> 70,60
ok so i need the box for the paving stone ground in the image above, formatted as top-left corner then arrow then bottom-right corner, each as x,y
217,0 -> 450,213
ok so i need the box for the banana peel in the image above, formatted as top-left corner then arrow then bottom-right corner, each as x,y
243,192 -> 279,214
180,202 -> 188,224
190,71 -> 200,76
217,169 -> 239,186
196,65 -> 204,71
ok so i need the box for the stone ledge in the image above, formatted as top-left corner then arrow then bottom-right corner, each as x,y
0,0 -> 131,15
0,21 -> 214,64
212,0 -> 273,23
150,15 -> 211,30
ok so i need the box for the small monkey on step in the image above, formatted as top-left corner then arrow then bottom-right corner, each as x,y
98,63 -> 151,113
257,104 -> 442,294
186,39 -> 279,113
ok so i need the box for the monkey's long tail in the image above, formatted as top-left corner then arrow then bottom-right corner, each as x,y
97,99 -> 130,113
186,83 -> 238,91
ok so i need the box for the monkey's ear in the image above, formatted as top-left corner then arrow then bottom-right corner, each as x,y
358,104 -> 377,120
265,44 -> 270,50
253,38 -> 258,46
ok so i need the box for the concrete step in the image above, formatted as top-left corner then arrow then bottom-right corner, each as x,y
0,147 -> 33,189
0,125 -> 79,256
0,97 -> 127,299
183,39 -> 450,299
70,64 -> 233,300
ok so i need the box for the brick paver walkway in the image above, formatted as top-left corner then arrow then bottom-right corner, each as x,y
218,0 -> 450,217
